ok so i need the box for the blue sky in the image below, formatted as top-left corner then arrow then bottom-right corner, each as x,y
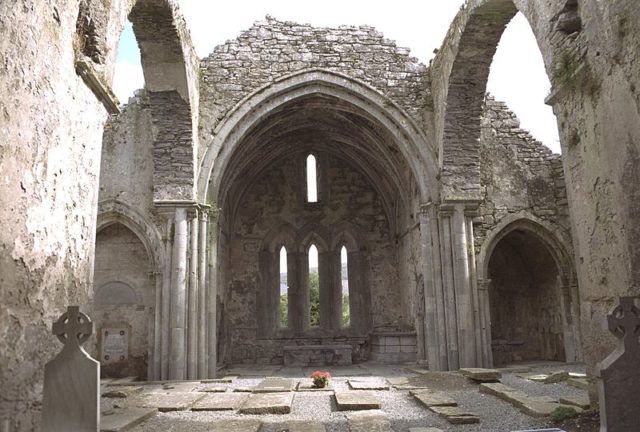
113,1 -> 560,153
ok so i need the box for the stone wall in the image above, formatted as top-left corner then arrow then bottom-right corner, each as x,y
0,1 -> 109,429
199,16 -> 430,162
475,96 -> 570,248
225,153 -> 400,364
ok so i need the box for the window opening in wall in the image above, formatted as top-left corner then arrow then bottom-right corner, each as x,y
112,21 -> 145,104
340,246 -> 350,327
279,246 -> 289,328
308,244 -> 320,327
306,154 -> 318,203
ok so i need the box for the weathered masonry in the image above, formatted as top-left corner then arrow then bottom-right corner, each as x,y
1,1 -> 639,430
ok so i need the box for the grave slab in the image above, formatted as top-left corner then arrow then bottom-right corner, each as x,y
134,392 -> 205,412
346,410 -> 391,432
559,395 -> 590,409
409,428 -> 444,432
206,419 -> 262,432
428,406 -> 480,424
348,379 -> 389,390
252,377 -> 297,393
191,393 -> 248,411
273,420 -> 326,432
296,381 -> 334,392
102,386 -> 142,398
239,392 -> 294,414
100,407 -> 156,432
335,391 -> 380,411
566,377 -> 589,390
459,368 -> 502,382
201,375 -> 238,384
411,390 -> 457,407
198,385 -> 227,393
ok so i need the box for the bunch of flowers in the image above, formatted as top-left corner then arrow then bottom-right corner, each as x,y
310,370 -> 331,388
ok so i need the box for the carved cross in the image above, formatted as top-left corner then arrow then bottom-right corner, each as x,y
607,296 -> 640,350
52,305 -> 93,348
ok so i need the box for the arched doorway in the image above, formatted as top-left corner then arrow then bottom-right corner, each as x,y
488,229 -> 564,366
93,223 -> 155,379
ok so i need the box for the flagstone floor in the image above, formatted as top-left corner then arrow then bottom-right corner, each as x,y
100,362 -> 588,432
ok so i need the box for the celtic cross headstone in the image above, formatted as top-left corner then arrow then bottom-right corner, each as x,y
42,306 -> 100,432
596,296 -> 640,432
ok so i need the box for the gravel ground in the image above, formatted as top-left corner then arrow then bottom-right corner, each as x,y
120,362 -> 589,432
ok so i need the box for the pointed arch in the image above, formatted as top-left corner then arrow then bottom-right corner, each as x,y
198,69 -> 438,206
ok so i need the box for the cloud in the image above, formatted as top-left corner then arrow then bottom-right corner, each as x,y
112,60 -> 144,104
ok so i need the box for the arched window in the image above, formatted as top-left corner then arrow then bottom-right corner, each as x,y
308,244 -> 320,327
306,154 -> 318,203
279,246 -> 288,328
340,246 -> 350,327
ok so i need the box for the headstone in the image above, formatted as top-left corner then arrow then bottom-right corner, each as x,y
596,296 -> 640,432
42,306 -> 100,432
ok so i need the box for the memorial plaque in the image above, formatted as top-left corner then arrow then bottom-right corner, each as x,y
101,327 -> 129,363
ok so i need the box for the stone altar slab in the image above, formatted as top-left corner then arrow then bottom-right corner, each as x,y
43,306 -> 100,432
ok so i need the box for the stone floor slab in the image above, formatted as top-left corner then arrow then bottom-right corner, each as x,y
100,407 -> 156,431
348,379 -> 389,390
253,377 -> 297,393
206,419 -> 262,432
428,406 -> 480,424
346,410 -> 391,432
133,392 -> 205,412
411,390 -> 457,407
272,420 -> 326,432
192,393 -> 249,411
201,375 -> 238,384
198,385 -> 227,393
566,377 -> 589,390
239,392 -> 294,414
335,391 -> 380,411
409,428 -> 444,432
459,368 -> 501,382
296,381 -> 334,392
559,395 -> 590,409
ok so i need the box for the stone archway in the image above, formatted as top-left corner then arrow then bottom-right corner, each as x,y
478,214 -> 580,367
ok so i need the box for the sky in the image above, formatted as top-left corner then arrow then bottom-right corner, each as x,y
113,0 -> 560,154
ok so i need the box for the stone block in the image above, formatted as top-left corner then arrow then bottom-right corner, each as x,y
134,392 -> 205,412
100,407 -> 156,432
348,379 -> 389,390
411,390 -> 457,407
346,410 -> 390,432
428,406 -> 480,424
191,393 -> 249,411
459,368 -> 502,382
283,345 -> 352,366
238,392 -> 294,414
559,395 -> 590,410
334,391 -> 381,411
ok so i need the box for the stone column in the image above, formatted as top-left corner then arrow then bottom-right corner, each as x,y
207,209 -> 219,378
438,206 -> 460,370
169,207 -> 188,380
152,271 -> 163,380
418,203 -> 448,371
477,278 -> 493,367
197,210 -> 209,378
187,209 -> 199,380
160,216 -> 173,380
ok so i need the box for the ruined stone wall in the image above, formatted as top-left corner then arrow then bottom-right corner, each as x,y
199,16 -> 429,163
0,1 -> 109,429
475,97 -> 570,249
226,154 -> 399,364
92,224 -> 155,379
